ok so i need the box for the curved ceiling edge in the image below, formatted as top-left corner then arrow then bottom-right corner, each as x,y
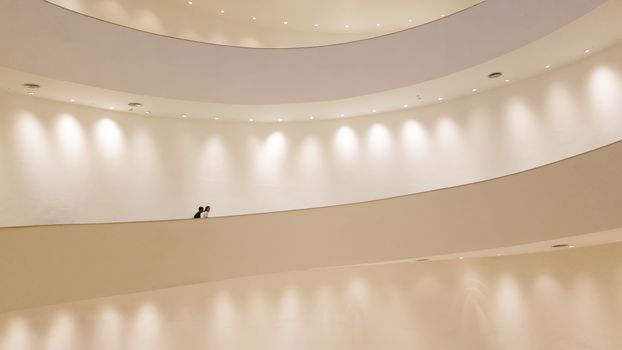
0,0 -> 605,104
41,0 -> 484,48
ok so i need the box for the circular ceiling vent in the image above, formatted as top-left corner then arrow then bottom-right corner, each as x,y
22,83 -> 41,89
488,72 -> 503,79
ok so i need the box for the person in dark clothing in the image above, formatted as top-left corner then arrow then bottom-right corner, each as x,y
202,205 -> 210,218
193,206 -> 204,219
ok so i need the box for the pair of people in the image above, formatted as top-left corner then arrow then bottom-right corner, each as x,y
193,205 -> 210,219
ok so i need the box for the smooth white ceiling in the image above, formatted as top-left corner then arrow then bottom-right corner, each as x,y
0,0 -> 605,105
44,0 -> 483,48
1,0 -> 621,122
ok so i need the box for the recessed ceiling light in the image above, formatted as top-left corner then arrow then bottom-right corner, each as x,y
545,65 -> 551,69
376,23 -> 381,27
145,111 -> 151,115
408,19 -> 413,23
313,23 -> 318,27
459,257 -> 465,260
252,16 -> 257,20
441,14 -> 446,17
219,9 -> 225,14
278,118 -> 283,122
249,118 -> 254,122
437,97 -> 444,101
584,49 -> 590,54
182,114 -> 187,118
344,24 -> 350,28
496,254 -> 502,256
309,116 -> 314,120
27,91 -> 35,95
70,98 -> 75,102
569,245 -> 576,248
283,21 -> 288,25
340,113 -> 345,117
187,1 -> 192,4
22,83 -> 41,89
505,79 -> 510,83
487,72 -> 503,79
109,106 -> 115,110
472,88 -> 478,92
214,117 -> 219,120
403,104 -> 409,108
372,109 -> 377,113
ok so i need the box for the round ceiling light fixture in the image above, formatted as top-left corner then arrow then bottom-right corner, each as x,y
488,72 -> 503,79
128,102 -> 143,112
22,83 -> 41,89
551,244 -> 570,248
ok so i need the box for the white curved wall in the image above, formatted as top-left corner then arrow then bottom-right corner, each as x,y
1,44 -> 622,227
1,243 -> 621,350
